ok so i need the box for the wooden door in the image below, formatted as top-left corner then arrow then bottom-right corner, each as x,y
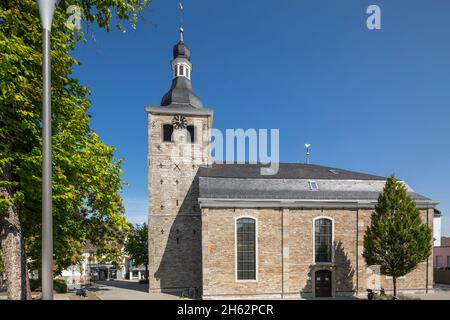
315,270 -> 332,297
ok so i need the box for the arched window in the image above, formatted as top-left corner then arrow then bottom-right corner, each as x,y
186,125 -> 196,143
314,218 -> 333,263
236,217 -> 256,280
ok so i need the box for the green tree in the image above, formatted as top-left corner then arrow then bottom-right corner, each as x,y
0,0 -> 149,299
125,223 -> 148,279
363,176 -> 432,297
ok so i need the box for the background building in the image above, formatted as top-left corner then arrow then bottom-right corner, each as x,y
433,237 -> 450,285
59,242 -> 131,289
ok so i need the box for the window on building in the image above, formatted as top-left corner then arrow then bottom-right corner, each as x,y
187,125 -> 196,143
447,256 -> 450,268
163,124 -> 174,142
174,63 -> 191,79
315,218 -> 332,263
436,256 -> 443,268
180,65 -> 184,77
236,217 -> 256,280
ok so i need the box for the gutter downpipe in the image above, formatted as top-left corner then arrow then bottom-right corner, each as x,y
281,207 -> 284,299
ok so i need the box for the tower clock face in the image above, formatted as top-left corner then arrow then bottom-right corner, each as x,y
172,115 -> 187,129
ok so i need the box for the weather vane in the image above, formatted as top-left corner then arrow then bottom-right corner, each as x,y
305,143 -> 311,164
179,1 -> 184,42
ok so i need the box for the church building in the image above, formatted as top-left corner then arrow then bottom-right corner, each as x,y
146,30 -> 438,299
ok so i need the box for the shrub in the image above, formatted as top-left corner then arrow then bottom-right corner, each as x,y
29,279 -> 68,293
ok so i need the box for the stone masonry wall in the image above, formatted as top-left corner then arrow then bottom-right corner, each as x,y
357,208 -> 434,294
202,207 -> 434,299
148,112 -> 212,294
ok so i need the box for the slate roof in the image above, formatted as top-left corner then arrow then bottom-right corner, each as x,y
197,163 -> 434,203
161,76 -> 204,109
160,40 -> 203,109
173,41 -> 191,60
198,163 -> 386,180
198,179 -> 430,201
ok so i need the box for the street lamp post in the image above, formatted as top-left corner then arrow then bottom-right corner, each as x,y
37,0 -> 59,300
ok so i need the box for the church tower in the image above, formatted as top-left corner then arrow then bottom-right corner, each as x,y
146,28 -> 213,294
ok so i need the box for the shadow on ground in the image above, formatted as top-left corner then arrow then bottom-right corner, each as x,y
91,280 -> 149,293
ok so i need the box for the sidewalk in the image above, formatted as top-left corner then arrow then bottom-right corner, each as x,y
408,284 -> 450,300
86,280 -> 187,300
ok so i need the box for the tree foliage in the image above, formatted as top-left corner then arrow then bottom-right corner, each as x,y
363,176 -> 432,296
0,0 -> 149,278
0,252 -> 4,274
124,223 -> 148,277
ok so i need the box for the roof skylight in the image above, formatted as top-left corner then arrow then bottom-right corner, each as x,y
309,180 -> 319,191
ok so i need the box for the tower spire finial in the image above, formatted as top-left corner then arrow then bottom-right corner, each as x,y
179,1 -> 184,42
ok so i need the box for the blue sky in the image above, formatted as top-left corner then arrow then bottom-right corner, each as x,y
72,0 -> 450,235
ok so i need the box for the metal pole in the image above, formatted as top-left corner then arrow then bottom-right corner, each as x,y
305,144 -> 311,165
306,147 -> 310,164
42,27 -> 53,300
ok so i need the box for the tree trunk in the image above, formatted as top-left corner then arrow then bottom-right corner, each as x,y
145,264 -> 149,280
393,276 -> 397,298
0,187 -> 31,300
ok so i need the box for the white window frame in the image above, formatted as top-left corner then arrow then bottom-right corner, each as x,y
174,62 -> 191,80
312,216 -> 334,265
235,216 -> 258,283
173,65 -> 177,78
309,180 -> 319,191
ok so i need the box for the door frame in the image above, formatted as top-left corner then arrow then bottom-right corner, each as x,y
311,266 -> 335,298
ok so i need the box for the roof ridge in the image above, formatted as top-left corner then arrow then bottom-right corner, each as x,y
199,162 -> 386,180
